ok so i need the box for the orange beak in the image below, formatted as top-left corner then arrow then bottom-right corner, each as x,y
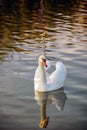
42,59 -> 47,67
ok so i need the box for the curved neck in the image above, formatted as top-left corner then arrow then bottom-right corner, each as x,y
39,63 -> 47,85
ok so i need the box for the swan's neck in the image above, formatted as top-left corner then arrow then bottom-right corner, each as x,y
39,63 -> 47,85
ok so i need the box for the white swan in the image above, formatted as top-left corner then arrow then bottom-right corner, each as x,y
34,55 -> 67,92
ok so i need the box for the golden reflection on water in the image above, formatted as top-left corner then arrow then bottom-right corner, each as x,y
0,0 -> 86,62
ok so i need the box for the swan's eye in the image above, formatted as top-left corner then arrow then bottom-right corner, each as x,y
42,58 -> 47,67
42,58 -> 46,62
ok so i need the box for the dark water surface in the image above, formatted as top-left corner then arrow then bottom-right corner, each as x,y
0,0 -> 87,130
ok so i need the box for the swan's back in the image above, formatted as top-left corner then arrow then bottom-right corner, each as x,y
48,62 -> 67,89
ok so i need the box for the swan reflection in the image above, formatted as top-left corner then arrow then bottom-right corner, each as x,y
34,87 -> 67,128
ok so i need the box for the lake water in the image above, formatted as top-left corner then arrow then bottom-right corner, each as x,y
0,0 -> 87,130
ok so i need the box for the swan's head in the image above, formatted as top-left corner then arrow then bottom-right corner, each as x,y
38,55 -> 47,67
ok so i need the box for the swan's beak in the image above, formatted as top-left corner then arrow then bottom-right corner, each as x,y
42,59 -> 47,67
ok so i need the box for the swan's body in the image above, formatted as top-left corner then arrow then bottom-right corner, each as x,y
34,55 -> 67,92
